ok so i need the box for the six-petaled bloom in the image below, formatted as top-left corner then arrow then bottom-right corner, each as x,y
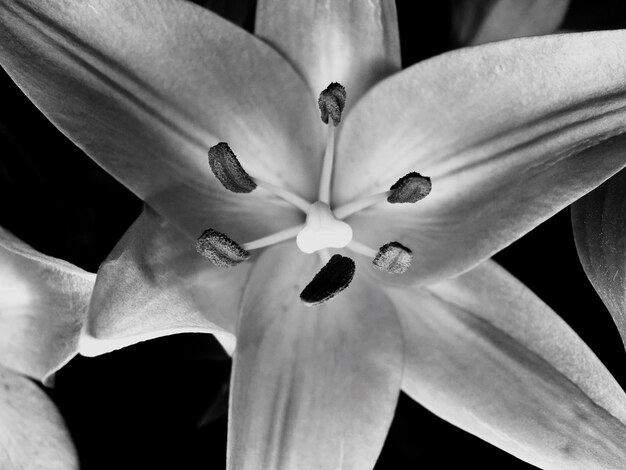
2,0 -> 626,469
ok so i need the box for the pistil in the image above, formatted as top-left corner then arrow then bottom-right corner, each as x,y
296,201 -> 353,254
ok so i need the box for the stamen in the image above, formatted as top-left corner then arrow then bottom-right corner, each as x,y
300,254 -> 355,307
347,240 -> 413,274
347,240 -> 378,258
208,142 -> 311,212
318,123 -> 336,204
373,242 -> 413,274
208,143 -> 257,193
334,191 -> 392,219
317,82 -> 345,204
387,173 -> 432,204
196,228 -> 250,267
253,178 -> 311,213
241,225 -> 303,251
318,82 -> 346,126
334,172 -> 432,219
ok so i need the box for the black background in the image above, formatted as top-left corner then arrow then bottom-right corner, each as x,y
1,1 -> 626,468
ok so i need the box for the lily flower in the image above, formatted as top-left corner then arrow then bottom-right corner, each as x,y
0,225 -> 94,469
2,0 -> 626,468
572,170 -> 626,354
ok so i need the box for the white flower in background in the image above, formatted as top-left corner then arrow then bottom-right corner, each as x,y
572,170 -> 626,355
0,226 -> 94,469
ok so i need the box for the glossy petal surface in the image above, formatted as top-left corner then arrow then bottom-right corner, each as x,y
0,0 -> 319,241
84,207 -> 247,356
228,244 -> 403,470
0,366 -> 78,469
0,227 -> 94,384
394,261 -> 626,469
572,170 -> 626,352
452,0 -> 570,46
255,0 -> 400,108
336,31 -> 626,286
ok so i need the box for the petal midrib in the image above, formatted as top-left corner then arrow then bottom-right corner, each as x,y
439,100 -> 626,183
457,91 -> 626,169
376,93 -> 626,190
416,282 -> 626,426
8,2 -> 211,155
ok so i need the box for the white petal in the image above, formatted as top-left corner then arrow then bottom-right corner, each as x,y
0,226 -> 94,384
393,261 -> 626,469
336,31 -> 626,285
84,208 -> 245,356
0,0 -> 320,241
0,367 -> 78,469
572,169 -> 626,353
228,244 -> 403,470
255,0 -> 401,107
452,0 -> 570,46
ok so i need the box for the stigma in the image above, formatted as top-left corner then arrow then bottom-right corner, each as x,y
296,202 -> 352,254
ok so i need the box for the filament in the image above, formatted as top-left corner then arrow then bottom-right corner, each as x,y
318,124 -> 336,204
346,240 -> 377,258
254,178 -> 311,213
334,191 -> 392,219
241,224 -> 304,250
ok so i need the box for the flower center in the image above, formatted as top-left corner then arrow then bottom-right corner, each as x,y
296,202 -> 353,254
196,82 -> 432,306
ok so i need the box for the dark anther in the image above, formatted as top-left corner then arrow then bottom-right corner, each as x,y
196,228 -> 250,267
318,82 -> 347,126
373,242 -> 413,274
300,254 -> 355,307
208,142 -> 257,193
387,172 -> 432,204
